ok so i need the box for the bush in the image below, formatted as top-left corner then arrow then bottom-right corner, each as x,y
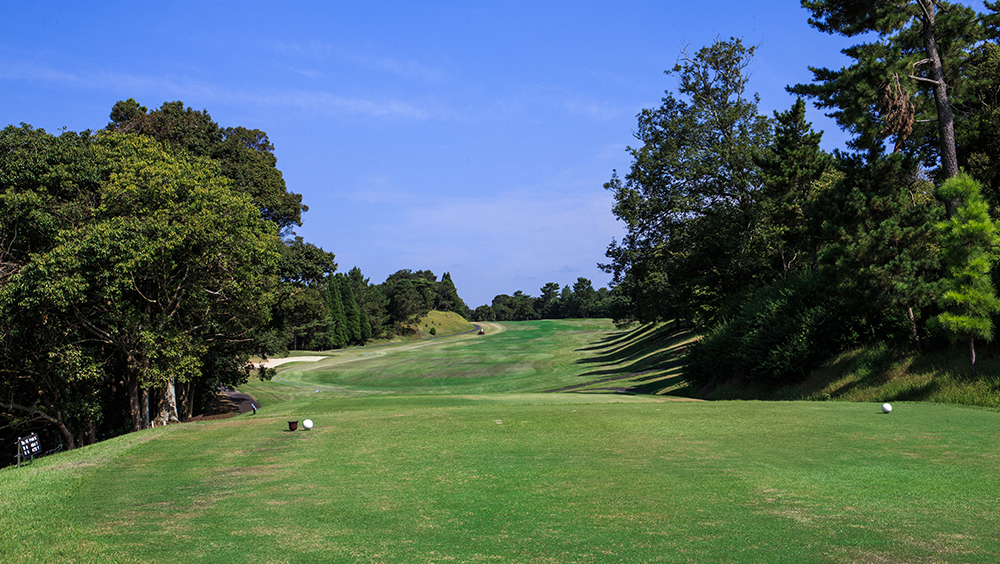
685,272 -> 858,388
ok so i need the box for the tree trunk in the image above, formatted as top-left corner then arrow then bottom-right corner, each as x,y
86,418 -> 97,445
155,378 -> 181,425
127,371 -> 141,432
177,380 -> 193,421
969,333 -> 977,379
907,306 -> 921,350
55,421 -> 76,451
0,401 -> 77,450
918,0 -> 958,185
140,387 -> 150,430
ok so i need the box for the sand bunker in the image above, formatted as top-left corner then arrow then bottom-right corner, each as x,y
259,356 -> 327,368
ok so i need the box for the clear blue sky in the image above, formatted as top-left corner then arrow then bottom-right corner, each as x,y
2,1 -> 891,307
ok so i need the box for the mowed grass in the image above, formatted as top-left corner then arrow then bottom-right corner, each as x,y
242,319 -> 626,403
2,319 -> 1000,563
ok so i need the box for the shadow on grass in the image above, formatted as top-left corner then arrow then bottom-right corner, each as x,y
545,323 -> 696,396
575,323 -> 658,352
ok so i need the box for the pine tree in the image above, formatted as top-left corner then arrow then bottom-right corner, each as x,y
931,174 -> 1000,377
435,272 -> 470,318
792,0 -> 982,186
337,274 -> 363,345
755,98 -> 834,273
346,266 -> 376,341
322,277 -> 348,349
810,151 -> 941,345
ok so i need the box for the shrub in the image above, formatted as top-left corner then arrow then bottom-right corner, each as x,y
685,272 -> 858,388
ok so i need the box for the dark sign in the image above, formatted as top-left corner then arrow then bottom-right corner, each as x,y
18,433 -> 41,458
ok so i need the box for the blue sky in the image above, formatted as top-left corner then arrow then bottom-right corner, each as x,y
2,1 -> 891,307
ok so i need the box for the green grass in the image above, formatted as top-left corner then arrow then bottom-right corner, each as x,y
699,337 -> 1000,408
409,310 -> 476,339
242,319 -> 625,403
3,319 -> 1000,563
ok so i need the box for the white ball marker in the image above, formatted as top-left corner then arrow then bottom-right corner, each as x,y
881,403 -> 892,414
303,419 -> 314,430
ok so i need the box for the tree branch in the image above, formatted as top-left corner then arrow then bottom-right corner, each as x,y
908,74 -> 941,86
0,400 -> 60,426
71,305 -> 115,344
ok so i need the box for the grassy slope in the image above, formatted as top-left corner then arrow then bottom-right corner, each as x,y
408,309 -> 476,339
3,319 -> 1000,563
697,335 -> 1000,408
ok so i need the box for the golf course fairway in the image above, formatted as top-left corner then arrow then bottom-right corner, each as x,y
1,319 -> 998,563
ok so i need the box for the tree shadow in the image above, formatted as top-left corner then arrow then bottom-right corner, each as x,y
545,323 -> 695,396
575,323 -> 657,352
576,323 -> 684,366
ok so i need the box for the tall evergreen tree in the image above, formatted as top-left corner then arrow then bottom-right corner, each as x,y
956,4 -> 1000,212
791,0 -> 981,187
435,272 -> 470,318
346,267 -> 374,342
322,277 -> 348,349
337,274 -> 363,345
931,174 -> 1000,377
809,150 -> 941,344
538,282 -> 562,319
755,98 -> 834,273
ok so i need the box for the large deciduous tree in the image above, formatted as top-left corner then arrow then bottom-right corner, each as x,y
107,99 -> 306,233
1,131 -> 280,439
602,38 -> 773,325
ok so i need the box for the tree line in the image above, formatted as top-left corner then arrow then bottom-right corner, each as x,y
604,1 -> 1000,389
470,277 -> 616,321
0,99 -> 474,460
275,263 -> 472,351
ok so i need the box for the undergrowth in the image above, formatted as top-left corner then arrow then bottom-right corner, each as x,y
696,340 -> 1000,408
612,321 -> 1000,409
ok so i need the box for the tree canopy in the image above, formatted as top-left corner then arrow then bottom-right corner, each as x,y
1,129 -> 281,445
602,38 -> 774,325
107,99 -> 307,233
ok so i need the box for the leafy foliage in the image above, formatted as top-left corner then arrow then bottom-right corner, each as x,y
1,130 -> 280,444
471,278 -> 614,322
107,99 -> 306,232
601,38 -> 773,325
686,272 -> 858,387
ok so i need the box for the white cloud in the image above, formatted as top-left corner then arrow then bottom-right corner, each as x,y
563,98 -> 624,122
270,40 -> 443,81
356,54 -> 443,82
0,59 -> 432,120
271,40 -> 336,60
0,61 -> 84,84
263,90 -> 430,119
